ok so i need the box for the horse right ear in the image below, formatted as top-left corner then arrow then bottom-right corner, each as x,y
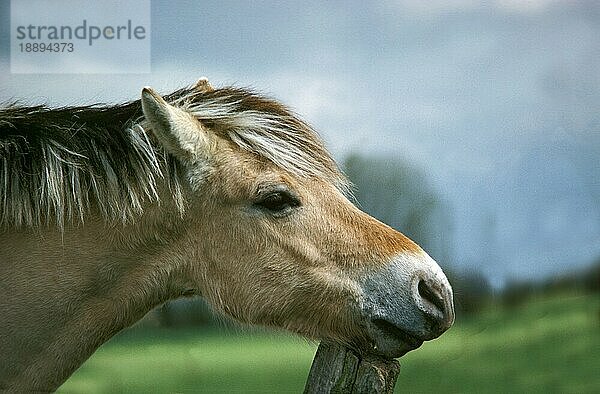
141,86 -> 212,163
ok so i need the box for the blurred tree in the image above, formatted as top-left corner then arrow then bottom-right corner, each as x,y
447,269 -> 493,315
155,301 -> 175,327
584,259 -> 600,292
153,297 -> 226,328
343,153 -> 452,263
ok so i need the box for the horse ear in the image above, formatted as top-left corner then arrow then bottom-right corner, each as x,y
141,86 -> 211,162
195,77 -> 214,93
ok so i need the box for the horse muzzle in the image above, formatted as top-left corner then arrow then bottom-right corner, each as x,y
359,252 -> 455,358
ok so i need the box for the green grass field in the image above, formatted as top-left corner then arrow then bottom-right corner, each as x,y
59,292 -> 599,393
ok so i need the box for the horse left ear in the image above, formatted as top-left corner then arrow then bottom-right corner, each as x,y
141,86 -> 212,163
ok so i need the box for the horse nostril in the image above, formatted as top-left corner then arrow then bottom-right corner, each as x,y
413,276 -> 454,338
417,279 -> 446,314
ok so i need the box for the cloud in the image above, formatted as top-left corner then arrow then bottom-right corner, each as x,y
379,0 -> 480,15
380,0 -> 567,16
494,0 -> 562,13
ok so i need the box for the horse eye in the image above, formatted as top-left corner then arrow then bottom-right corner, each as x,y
255,191 -> 300,214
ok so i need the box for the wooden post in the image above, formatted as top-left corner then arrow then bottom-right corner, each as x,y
304,342 -> 400,394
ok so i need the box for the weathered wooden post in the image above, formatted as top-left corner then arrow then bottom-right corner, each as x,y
304,342 -> 400,394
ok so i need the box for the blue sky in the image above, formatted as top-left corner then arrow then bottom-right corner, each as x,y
1,0 -> 599,286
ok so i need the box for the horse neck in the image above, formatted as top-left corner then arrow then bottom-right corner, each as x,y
0,197 -> 193,391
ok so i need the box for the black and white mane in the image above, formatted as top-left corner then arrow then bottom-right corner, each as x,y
0,84 -> 347,229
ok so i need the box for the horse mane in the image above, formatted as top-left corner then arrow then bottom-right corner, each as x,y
0,84 -> 348,229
